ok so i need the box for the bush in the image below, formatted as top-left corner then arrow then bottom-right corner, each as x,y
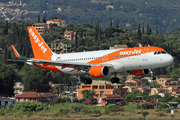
56,97 -> 71,103
105,104 -> 125,113
79,98 -> 86,103
12,101 -> 47,113
0,110 -> 4,116
157,104 -> 168,111
84,99 -> 92,105
72,98 -> 78,103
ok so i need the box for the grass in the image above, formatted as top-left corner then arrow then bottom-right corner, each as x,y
1,103 -> 180,119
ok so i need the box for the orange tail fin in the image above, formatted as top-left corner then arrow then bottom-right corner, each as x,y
27,26 -> 53,60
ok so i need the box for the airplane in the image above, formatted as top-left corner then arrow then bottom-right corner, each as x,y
8,26 -> 174,84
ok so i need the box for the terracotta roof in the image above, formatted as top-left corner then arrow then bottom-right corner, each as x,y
15,92 -> 57,98
159,78 -> 173,81
33,23 -> 46,25
102,94 -> 123,100
150,100 -> 161,104
140,102 -> 154,106
47,19 -> 66,22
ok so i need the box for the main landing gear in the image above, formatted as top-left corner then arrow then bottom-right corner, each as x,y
111,73 -> 119,83
84,75 -> 92,84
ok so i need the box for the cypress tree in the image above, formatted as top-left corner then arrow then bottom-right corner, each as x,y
2,20 -> 8,35
42,16 -> 47,23
116,23 -> 119,28
110,20 -> 112,26
75,31 -> 78,49
137,23 -> 141,39
146,23 -> 150,35
142,26 -> 144,34
38,14 -> 40,22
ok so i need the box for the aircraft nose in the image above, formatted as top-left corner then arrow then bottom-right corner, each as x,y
165,54 -> 174,65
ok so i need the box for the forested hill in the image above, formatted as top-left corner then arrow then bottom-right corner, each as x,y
1,0 -> 180,33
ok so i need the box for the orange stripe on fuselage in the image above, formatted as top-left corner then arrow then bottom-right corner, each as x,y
33,63 -> 64,73
88,46 -> 165,64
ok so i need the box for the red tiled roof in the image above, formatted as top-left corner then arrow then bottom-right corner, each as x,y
47,19 -> 66,22
15,92 -> 57,98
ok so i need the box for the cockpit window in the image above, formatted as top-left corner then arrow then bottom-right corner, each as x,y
154,51 -> 167,55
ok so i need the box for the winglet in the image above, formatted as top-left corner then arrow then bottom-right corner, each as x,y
11,45 -> 20,57
138,43 -> 142,47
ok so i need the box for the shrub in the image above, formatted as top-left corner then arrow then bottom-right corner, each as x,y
79,98 -> 86,103
0,110 -> 4,116
84,99 -> 92,105
142,111 -> 149,118
157,104 -> 168,111
72,98 -> 78,103
105,104 -> 125,113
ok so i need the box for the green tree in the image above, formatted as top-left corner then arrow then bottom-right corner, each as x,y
38,14 -> 40,23
137,23 -> 141,39
23,67 -> 51,92
0,63 -> 16,96
81,90 -> 98,104
2,20 -> 8,35
146,23 -> 150,35
142,111 -> 149,119
75,30 -> 78,49
42,16 -> 47,23
110,20 -> 112,26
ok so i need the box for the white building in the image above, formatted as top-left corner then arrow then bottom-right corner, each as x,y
0,97 -> 16,109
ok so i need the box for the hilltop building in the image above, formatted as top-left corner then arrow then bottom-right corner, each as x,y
46,19 -> 66,27
32,23 -> 51,34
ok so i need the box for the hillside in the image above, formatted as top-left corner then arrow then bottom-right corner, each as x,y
1,0 -> 180,33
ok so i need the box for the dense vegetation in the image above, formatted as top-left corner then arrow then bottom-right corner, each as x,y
0,101 -> 179,119
2,0 -> 180,33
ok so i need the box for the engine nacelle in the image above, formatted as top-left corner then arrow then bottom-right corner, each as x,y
131,69 -> 150,76
89,66 -> 109,78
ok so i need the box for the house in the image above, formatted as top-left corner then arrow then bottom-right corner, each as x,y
15,92 -> 57,105
167,86 -> 180,94
140,101 -> 154,109
0,97 -> 16,109
125,75 -> 144,87
123,86 -> 139,93
138,86 -> 151,93
76,80 -> 128,104
101,94 -> 124,106
149,99 -> 162,108
46,19 -> 66,27
151,88 -> 169,95
13,82 -> 24,96
156,78 -> 177,87
64,30 -> 76,41
32,23 -> 51,34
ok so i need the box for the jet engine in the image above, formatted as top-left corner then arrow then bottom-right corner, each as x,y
131,69 -> 150,76
89,66 -> 109,78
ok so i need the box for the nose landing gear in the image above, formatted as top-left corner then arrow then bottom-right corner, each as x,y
150,69 -> 156,80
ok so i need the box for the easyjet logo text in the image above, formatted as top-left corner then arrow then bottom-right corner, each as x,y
119,49 -> 142,55
29,28 -> 47,53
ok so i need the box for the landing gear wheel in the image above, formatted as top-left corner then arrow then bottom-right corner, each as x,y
111,77 -> 119,83
84,78 -> 92,84
111,78 -> 115,83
